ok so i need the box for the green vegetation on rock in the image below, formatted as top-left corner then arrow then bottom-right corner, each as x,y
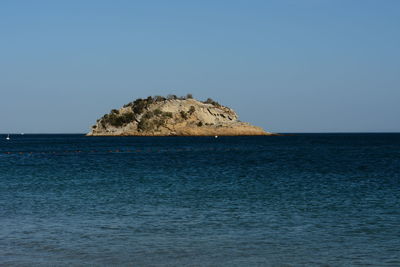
97,94 -> 228,130
180,111 -> 188,120
203,98 -> 220,107
136,109 -> 174,132
101,111 -> 135,127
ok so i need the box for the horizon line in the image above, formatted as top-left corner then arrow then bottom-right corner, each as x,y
1,132 -> 400,135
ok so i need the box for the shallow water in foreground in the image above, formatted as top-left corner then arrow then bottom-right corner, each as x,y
0,134 -> 399,266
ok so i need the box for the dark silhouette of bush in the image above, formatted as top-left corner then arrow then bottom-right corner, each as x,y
132,98 -> 147,114
163,112 -> 173,118
154,108 -> 162,116
154,95 -> 166,102
106,113 -> 123,127
167,94 -> 177,100
146,96 -> 154,104
189,106 -> 195,115
154,118 -> 166,129
138,118 -> 153,131
180,111 -> 188,120
204,98 -> 220,106
122,112 -> 135,123
142,111 -> 154,120
204,98 -> 213,104
186,93 -> 193,99
101,111 -> 135,127
197,121 -> 203,127
138,115 -> 167,132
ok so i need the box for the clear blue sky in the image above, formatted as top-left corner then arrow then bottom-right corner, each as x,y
1,0 -> 399,133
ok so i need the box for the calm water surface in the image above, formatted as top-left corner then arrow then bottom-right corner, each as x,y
0,134 -> 399,266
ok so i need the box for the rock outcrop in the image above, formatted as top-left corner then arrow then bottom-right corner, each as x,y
87,96 -> 271,136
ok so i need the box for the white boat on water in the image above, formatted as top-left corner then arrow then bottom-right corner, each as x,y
6,134 -> 10,140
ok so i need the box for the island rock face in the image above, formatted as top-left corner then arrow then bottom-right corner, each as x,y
87,96 -> 271,136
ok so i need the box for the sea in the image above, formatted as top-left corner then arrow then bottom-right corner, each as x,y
0,134 -> 399,266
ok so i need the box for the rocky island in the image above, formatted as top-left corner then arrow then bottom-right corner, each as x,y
87,95 -> 272,136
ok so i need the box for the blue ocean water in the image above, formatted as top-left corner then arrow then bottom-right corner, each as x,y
0,134 -> 399,266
